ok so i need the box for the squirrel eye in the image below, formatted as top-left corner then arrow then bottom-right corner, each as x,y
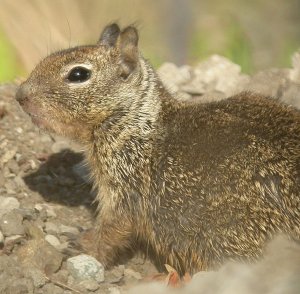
67,66 -> 91,83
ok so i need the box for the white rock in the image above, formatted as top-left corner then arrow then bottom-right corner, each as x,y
186,55 -> 249,96
45,234 -> 61,248
67,254 -> 105,283
157,62 -> 192,93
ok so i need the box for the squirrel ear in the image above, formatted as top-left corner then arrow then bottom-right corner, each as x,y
98,23 -> 120,46
117,26 -> 139,79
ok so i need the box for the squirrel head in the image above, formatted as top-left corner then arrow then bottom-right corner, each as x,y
16,24 -> 144,142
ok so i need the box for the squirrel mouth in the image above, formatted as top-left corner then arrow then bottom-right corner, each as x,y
20,102 -> 52,130
23,105 -> 51,129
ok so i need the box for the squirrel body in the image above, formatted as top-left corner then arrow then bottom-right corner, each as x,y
16,24 -> 300,275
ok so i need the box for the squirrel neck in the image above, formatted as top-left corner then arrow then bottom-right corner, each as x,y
85,59 -> 171,212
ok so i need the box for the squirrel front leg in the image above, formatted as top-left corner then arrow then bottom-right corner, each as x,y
79,213 -> 135,267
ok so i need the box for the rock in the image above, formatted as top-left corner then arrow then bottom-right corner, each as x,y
0,254 -> 23,277
108,286 -> 122,294
158,63 -> 192,92
245,68 -> 289,98
279,81 -> 300,109
66,254 -> 105,283
124,268 -> 142,280
18,208 -> 38,221
14,175 -> 26,188
44,222 -> 60,235
6,159 -> 19,174
45,235 -> 61,249
4,234 -> 24,250
0,147 -> 17,164
39,283 -> 64,294
24,267 -> 47,288
40,134 -> 53,143
79,279 -> 100,291
45,234 -> 61,248
184,55 -> 249,96
59,224 -> 80,236
0,209 -> 25,236
35,203 -> 57,218
50,269 -> 69,285
0,255 -> 32,293
4,178 -> 18,194
106,265 -> 125,283
17,222 -> 63,274
6,278 -> 34,294
0,196 -> 20,218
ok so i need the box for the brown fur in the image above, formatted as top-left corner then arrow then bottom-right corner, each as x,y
16,24 -> 300,275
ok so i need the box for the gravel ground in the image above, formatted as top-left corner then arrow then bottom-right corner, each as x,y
1,52 -> 300,293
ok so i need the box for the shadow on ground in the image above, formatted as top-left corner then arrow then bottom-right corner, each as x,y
24,149 -> 96,211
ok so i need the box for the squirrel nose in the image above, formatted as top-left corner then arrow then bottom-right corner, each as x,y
16,83 -> 31,106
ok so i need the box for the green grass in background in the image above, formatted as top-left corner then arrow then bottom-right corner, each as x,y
190,19 -> 253,73
278,40 -> 300,68
0,30 -> 22,82
223,21 -> 253,73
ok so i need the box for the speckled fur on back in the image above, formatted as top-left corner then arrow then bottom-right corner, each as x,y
16,23 -> 300,275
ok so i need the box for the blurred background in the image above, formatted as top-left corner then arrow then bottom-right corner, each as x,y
0,0 -> 299,82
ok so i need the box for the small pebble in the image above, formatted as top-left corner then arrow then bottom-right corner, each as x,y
124,268 -> 142,280
4,235 -> 24,245
45,234 -> 61,248
106,265 -> 125,283
18,208 -> 38,221
0,210 -> 25,236
35,204 -> 57,218
14,175 -> 26,188
108,286 -> 122,294
0,196 -> 20,218
40,283 -> 64,294
1,148 -> 17,164
6,159 -> 19,174
67,254 -> 105,283
24,267 -> 47,288
59,224 -> 80,236
4,179 -> 17,194
44,222 -> 60,235
79,279 -> 100,291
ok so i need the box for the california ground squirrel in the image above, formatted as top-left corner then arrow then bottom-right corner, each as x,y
16,23 -> 300,275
